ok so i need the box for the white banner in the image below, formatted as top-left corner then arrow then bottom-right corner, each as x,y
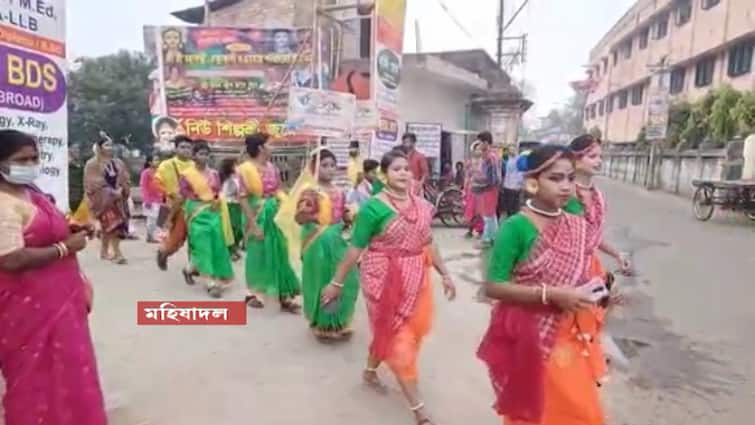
0,0 -> 68,210
406,122 -> 442,158
287,86 -> 356,139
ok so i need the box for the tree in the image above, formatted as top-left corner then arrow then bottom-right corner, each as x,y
68,51 -> 153,154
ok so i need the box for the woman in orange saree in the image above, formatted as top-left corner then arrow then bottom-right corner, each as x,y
479,145 -> 609,425
0,130 -> 106,425
323,150 -> 457,425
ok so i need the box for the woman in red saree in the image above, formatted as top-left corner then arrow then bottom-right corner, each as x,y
463,141 -> 484,238
324,150 -> 457,425
479,145 -> 609,425
0,130 -> 106,425
84,133 -> 131,264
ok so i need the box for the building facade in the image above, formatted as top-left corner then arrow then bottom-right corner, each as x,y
583,0 -> 755,144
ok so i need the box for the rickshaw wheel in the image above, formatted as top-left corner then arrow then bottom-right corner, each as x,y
693,186 -> 715,221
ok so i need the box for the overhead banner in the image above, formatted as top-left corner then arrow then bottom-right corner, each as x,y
406,122 -> 442,158
0,0 -> 68,210
287,87 -> 356,138
372,0 -> 407,146
144,26 -> 316,150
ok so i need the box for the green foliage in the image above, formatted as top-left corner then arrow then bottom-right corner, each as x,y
732,91 -> 755,134
666,101 -> 692,148
68,51 -> 153,155
709,85 -> 741,145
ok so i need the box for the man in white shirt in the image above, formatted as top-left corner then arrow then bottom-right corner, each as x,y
500,149 -> 524,218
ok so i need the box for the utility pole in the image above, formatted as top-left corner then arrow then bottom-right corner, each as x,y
204,0 -> 212,26
496,0 -> 504,66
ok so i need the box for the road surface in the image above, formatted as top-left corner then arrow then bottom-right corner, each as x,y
4,178 -> 754,424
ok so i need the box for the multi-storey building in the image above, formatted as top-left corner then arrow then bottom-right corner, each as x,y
583,0 -> 754,144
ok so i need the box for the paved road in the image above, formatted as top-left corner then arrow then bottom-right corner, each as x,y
6,178 -> 753,424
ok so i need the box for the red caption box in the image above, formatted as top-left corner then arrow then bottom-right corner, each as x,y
137,301 -> 247,325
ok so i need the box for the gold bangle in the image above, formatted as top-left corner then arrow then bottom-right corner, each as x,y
331,281 -> 344,288
54,243 -> 65,258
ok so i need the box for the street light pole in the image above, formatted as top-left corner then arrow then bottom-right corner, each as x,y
204,0 -> 212,26
496,0 -> 504,66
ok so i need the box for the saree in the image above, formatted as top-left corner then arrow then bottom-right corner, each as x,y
0,190 -> 106,425
180,166 -> 234,280
83,157 -> 130,235
238,161 -> 300,298
360,195 -> 435,381
291,184 -> 359,332
478,213 -> 605,425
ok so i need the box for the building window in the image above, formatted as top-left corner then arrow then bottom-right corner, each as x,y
612,50 -> 618,65
591,104 -> 598,119
606,95 -> 614,113
695,56 -> 716,87
670,67 -> 686,94
654,13 -> 669,39
622,39 -> 633,59
676,0 -> 692,26
702,0 -> 720,10
639,27 -> 649,49
602,57 -> 609,71
728,39 -> 754,77
598,100 -> 605,116
631,84 -> 645,105
618,90 -> 629,109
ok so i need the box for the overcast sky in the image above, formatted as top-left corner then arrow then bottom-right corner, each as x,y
66,0 -> 635,116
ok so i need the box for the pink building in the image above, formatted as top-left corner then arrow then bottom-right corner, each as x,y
583,0 -> 755,144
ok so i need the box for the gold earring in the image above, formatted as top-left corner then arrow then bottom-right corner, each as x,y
525,179 -> 539,195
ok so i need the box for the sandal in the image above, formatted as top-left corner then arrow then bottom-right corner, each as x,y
156,251 -> 168,271
182,268 -> 196,285
362,367 -> 388,394
245,294 -> 264,309
111,256 -> 128,265
279,297 -> 301,314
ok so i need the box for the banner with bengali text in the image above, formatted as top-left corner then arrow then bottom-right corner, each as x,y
286,86 -> 356,139
144,26 -> 318,150
0,0 -> 68,210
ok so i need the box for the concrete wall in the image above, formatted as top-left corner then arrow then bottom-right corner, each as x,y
604,148 -> 727,197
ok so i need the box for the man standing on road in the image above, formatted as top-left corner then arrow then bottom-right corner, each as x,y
472,131 -> 501,247
155,136 -> 195,270
402,132 -> 429,195
500,147 -> 524,218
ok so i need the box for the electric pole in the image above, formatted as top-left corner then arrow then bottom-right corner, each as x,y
496,0 -> 504,66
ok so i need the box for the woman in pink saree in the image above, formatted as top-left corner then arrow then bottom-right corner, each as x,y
0,130 -> 106,425
324,150 -> 457,425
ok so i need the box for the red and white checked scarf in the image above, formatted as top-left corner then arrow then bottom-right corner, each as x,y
510,212 -> 590,357
477,213 -> 591,422
360,195 -> 434,360
578,186 -> 606,254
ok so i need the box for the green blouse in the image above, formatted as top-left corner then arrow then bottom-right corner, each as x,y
563,196 -> 585,215
351,197 -> 396,249
487,214 -> 539,283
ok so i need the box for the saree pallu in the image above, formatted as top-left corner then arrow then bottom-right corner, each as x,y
184,199 -> 234,280
227,202 -> 245,248
301,222 -> 359,331
0,191 -> 106,425
245,196 -> 300,298
360,196 -> 435,381
478,213 -> 605,425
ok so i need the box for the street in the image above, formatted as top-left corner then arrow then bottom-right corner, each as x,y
27,178 -> 755,424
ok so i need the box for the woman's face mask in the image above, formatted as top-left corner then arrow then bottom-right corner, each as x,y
1,162 -> 41,185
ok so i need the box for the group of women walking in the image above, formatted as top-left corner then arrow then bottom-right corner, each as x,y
0,123 -> 628,425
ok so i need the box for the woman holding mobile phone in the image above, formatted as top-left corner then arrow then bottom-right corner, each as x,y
478,145 -> 604,425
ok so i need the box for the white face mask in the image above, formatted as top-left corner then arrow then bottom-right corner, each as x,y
1,164 -> 41,185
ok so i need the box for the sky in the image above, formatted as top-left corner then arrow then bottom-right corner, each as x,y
66,0 -> 635,117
